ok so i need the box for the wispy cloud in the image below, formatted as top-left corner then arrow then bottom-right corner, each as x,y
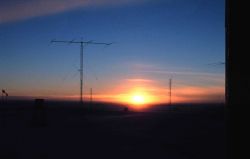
140,69 -> 224,77
130,63 -> 224,77
126,78 -> 154,83
172,86 -> 225,103
0,0 -> 149,23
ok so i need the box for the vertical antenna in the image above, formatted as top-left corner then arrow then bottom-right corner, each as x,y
90,88 -> 93,104
80,42 -> 83,104
51,39 -> 112,104
169,78 -> 172,106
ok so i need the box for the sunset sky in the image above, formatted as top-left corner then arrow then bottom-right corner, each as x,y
0,0 -> 225,105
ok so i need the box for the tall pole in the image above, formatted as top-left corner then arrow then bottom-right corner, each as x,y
90,88 -> 92,103
51,39 -> 112,104
169,78 -> 172,106
80,42 -> 83,103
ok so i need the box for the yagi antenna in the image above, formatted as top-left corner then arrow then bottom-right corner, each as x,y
51,38 -> 112,104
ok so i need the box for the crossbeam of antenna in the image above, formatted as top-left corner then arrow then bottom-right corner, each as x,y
51,39 -> 112,104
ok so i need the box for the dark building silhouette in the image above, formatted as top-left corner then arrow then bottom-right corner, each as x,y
32,99 -> 47,127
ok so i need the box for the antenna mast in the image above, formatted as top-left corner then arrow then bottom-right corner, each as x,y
51,39 -> 112,104
90,88 -> 93,104
169,78 -> 172,106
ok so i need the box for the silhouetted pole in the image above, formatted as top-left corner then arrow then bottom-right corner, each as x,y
169,78 -> 172,106
90,88 -> 93,104
80,42 -> 83,103
51,39 -> 112,104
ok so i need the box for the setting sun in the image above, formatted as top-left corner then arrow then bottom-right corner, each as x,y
116,88 -> 161,109
132,95 -> 145,105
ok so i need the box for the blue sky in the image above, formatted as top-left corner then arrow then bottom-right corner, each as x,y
0,0 -> 225,103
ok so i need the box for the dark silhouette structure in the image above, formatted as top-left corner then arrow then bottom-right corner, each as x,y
32,99 -> 47,127
169,78 -> 172,106
90,88 -> 93,104
51,39 -> 112,104
1,89 -> 8,103
123,106 -> 129,112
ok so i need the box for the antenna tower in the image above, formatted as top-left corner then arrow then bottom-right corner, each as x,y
51,39 -> 112,104
169,78 -> 172,106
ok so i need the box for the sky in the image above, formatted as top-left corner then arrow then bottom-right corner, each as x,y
0,0 -> 225,105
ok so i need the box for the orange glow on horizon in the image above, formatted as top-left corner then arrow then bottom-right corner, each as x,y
57,84 -> 224,105
10,78 -> 225,106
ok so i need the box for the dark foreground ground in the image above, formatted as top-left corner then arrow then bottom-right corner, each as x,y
0,101 -> 226,159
